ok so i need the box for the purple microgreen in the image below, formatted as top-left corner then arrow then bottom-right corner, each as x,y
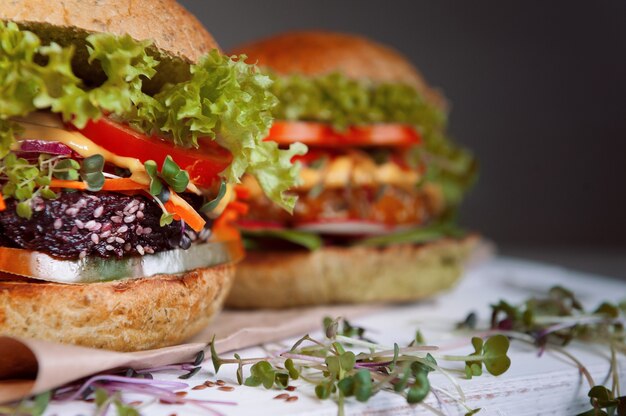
135,363 -> 196,374
462,285 -> 626,415
213,317 -> 501,413
56,375 -> 188,402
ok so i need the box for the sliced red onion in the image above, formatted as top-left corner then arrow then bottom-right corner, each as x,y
294,220 -> 416,236
237,219 -> 286,231
19,140 -> 74,156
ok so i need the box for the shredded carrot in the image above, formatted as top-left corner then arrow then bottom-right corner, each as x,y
212,205 -> 241,242
0,194 -> 5,212
49,178 -> 148,191
101,178 -> 148,191
228,200 -> 249,216
164,190 -> 206,233
48,179 -> 88,190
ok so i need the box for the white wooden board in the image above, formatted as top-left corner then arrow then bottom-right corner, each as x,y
43,258 -> 625,416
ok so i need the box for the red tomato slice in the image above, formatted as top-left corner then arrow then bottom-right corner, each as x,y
267,121 -> 421,147
76,118 -> 232,188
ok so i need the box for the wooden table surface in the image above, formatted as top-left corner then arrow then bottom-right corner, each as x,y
43,258 -> 626,415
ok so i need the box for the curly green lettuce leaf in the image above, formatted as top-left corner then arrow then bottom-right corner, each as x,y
242,228 -> 323,251
0,22 -> 157,128
134,51 -> 306,211
242,222 -> 464,251
269,71 -> 445,133
0,22 -> 301,211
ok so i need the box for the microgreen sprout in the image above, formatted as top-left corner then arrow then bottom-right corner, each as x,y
0,152 -> 106,218
80,154 -> 105,191
0,391 -> 51,416
144,156 -> 193,226
457,285 -> 626,415
210,317 -> 510,415
201,180 -> 227,213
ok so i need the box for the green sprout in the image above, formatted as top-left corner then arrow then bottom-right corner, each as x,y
0,152 -> 106,218
210,317 -> 511,415
460,285 -> 626,415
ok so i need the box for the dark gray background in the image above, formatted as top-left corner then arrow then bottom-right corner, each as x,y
179,1 -> 626,276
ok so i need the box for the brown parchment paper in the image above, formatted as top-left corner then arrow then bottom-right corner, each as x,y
0,304 -> 377,404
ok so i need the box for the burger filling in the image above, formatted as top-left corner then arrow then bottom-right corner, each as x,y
240,71 -> 476,249
0,22 -> 304,279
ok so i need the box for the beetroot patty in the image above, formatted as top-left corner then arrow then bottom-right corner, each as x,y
0,191 -> 210,259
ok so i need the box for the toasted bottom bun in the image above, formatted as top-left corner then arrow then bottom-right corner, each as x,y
0,265 -> 234,351
227,237 -> 478,309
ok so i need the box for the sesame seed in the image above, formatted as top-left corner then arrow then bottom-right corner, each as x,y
126,205 -> 139,215
136,245 -> 145,255
105,245 -> 114,251
115,237 -> 125,244
84,220 -> 97,230
71,226 -> 78,234
75,219 -> 84,229
139,203 -> 145,210
79,251 -> 87,259
94,206 -> 104,218
101,222 -> 112,232
144,246 -> 154,254
136,226 -> 143,235
65,208 -> 78,216
91,234 -> 100,244
92,222 -> 102,231
107,237 -> 116,244
100,230 -> 111,238
143,227 -> 152,235
117,225 -> 128,233
111,216 -> 122,223
116,211 -> 123,216
53,218 -> 63,230
124,243 -> 132,252
124,215 -> 136,223
136,211 -> 144,220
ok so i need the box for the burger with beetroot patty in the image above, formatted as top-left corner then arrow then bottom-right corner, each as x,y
227,31 -> 478,308
0,0 -> 303,350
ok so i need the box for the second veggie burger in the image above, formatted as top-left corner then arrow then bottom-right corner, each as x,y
229,31 -> 478,308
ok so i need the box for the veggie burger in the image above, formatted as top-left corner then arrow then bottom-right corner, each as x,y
228,31 -> 478,308
0,0 -> 302,350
